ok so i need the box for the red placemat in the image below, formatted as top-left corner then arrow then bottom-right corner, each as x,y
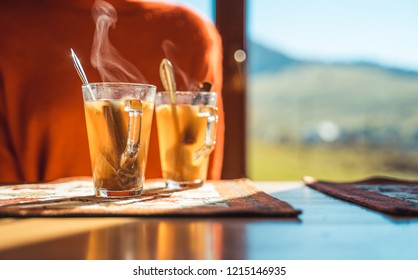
0,178 -> 301,217
303,175 -> 418,216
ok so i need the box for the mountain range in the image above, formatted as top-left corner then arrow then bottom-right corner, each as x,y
248,40 -> 418,76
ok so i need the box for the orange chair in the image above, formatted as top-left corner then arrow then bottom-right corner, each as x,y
0,0 -> 224,183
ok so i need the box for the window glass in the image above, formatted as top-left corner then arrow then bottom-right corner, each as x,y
247,0 -> 418,181
165,0 -> 214,22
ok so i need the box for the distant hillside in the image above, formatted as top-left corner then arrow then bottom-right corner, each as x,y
248,41 -> 300,74
248,61 -> 418,149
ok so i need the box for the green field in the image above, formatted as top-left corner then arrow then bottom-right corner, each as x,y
247,139 -> 418,182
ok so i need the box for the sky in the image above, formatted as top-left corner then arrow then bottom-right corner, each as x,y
167,0 -> 418,71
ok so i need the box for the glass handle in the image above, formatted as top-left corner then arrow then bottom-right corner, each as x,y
194,106 -> 218,161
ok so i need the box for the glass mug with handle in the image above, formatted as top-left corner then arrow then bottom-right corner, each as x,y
82,82 -> 156,197
155,91 -> 218,188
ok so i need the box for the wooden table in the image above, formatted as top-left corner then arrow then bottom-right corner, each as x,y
1,181 -> 418,260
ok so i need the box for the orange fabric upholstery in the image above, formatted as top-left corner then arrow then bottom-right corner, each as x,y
0,0 -> 224,183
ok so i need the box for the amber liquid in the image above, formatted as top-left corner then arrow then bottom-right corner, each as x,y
84,99 -> 154,193
156,104 -> 214,183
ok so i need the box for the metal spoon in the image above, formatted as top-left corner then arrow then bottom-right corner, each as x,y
70,48 -> 89,85
159,58 -> 183,180
70,48 -> 95,100
159,58 -> 177,103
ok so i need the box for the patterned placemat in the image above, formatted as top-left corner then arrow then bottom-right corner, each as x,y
0,178 -> 301,217
303,175 -> 418,216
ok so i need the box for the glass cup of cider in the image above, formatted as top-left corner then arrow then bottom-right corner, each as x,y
155,91 -> 218,188
82,83 -> 156,197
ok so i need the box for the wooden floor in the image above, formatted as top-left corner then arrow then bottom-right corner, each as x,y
1,181 -> 418,260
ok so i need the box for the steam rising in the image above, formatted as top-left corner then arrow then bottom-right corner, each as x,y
91,0 -> 146,82
162,40 -> 197,90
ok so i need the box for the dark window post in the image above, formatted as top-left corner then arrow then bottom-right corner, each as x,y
216,0 -> 247,179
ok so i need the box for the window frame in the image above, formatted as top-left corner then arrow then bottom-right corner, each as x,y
215,0 -> 247,179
